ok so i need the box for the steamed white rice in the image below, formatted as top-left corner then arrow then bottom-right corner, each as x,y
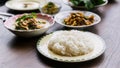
48,30 -> 94,57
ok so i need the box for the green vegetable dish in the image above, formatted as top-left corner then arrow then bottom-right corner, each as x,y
69,0 -> 106,9
15,13 -> 46,30
41,2 -> 60,14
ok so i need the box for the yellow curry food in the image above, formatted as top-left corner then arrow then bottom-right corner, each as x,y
41,2 -> 60,14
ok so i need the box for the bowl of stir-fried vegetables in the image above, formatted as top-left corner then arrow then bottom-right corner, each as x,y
3,13 -> 55,37
63,0 -> 108,9
54,10 -> 101,28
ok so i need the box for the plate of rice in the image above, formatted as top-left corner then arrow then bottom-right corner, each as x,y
37,30 -> 106,62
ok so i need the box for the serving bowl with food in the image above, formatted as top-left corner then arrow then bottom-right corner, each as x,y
54,10 -> 101,28
39,1 -> 61,15
37,30 -> 106,62
63,0 -> 108,9
3,13 -> 55,37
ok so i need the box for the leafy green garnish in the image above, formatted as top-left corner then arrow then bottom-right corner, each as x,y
16,15 -> 33,22
69,0 -> 105,9
46,2 -> 55,8
16,13 -> 37,22
91,0 -> 105,5
31,12 -> 37,18
84,0 -> 94,9
70,0 -> 79,6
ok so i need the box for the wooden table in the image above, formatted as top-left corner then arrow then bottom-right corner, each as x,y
0,0 -> 119,68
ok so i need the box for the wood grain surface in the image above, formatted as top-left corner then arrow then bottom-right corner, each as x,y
0,0 -> 120,68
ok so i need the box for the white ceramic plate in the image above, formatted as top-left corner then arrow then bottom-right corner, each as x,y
54,10 -> 101,28
37,31 -> 106,62
63,0 -> 108,9
5,0 -> 40,11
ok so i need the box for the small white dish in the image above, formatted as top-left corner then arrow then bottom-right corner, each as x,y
63,0 -> 108,9
37,31 -> 106,62
54,10 -> 101,28
39,1 -> 61,16
5,0 -> 40,11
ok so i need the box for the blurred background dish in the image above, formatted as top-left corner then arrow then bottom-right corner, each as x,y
5,0 -> 41,11
10,0 -> 44,3
63,0 -> 108,9
39,0 -> 61,15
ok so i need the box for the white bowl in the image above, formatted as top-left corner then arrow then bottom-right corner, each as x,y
54,10 -> 101,28
4,13 -> 55,37
39,1 -> 61,16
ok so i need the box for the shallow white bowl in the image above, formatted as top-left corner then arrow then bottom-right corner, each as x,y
54,10 -> 101,28
4,13 -> 55,37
